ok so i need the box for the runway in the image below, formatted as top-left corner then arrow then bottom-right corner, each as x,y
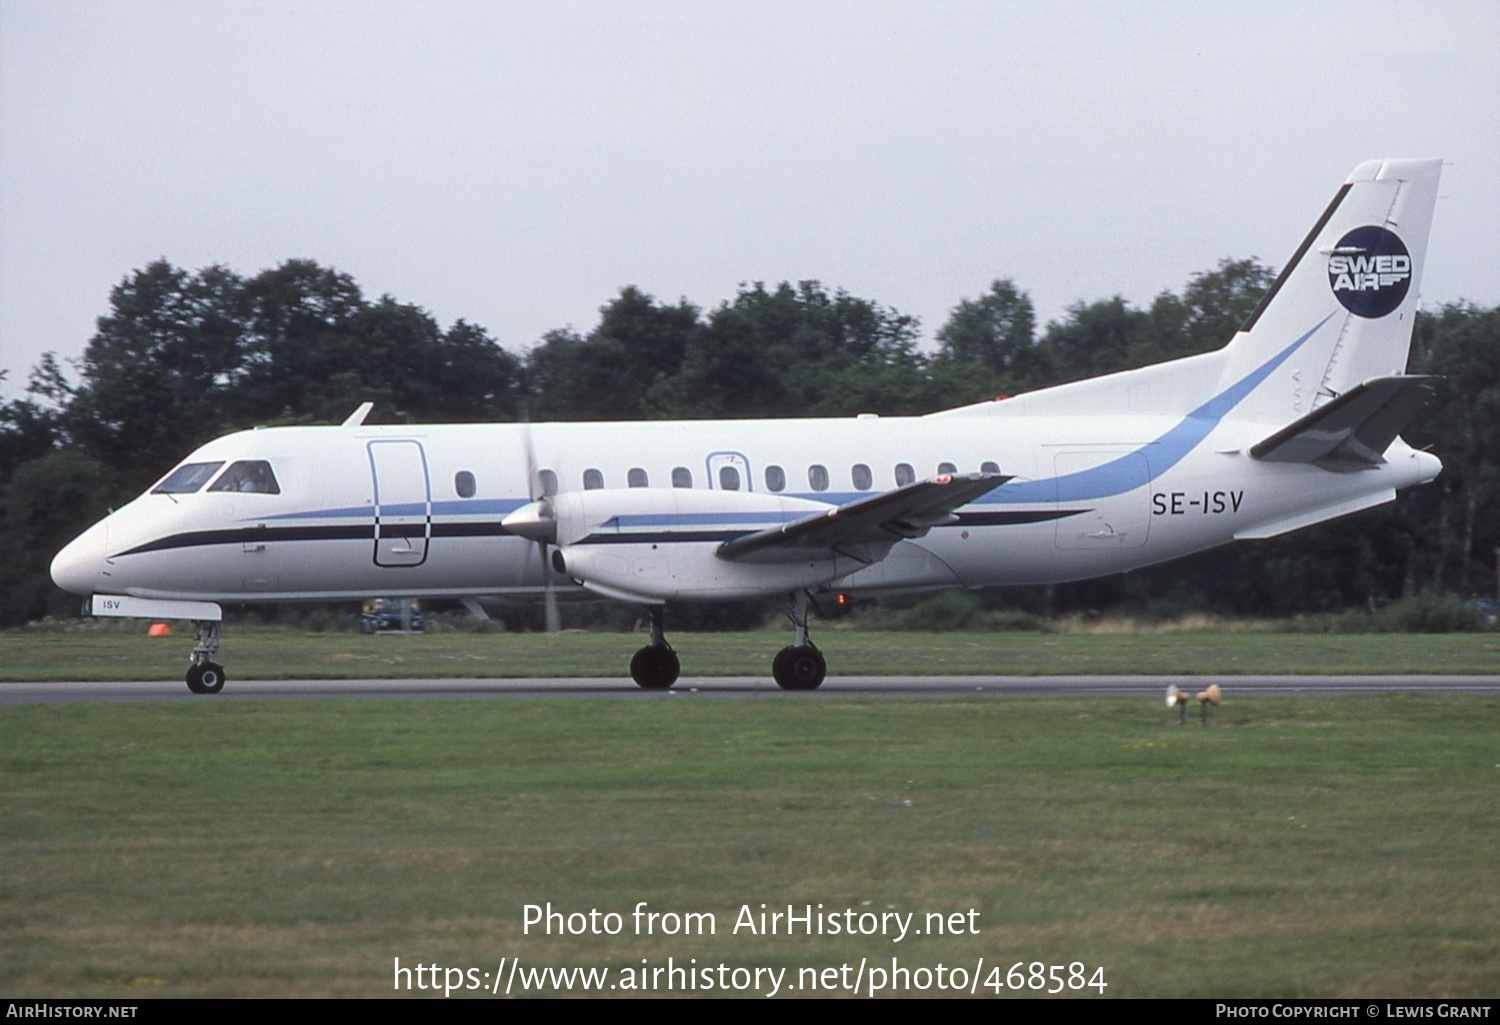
4,674 -> 1500,703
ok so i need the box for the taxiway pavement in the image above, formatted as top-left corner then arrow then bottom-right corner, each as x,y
4,674 -> 1499,704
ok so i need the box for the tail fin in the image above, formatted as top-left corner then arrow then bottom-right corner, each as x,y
1220,158 -> 1442,425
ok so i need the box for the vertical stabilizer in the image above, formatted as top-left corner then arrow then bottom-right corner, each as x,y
1220,159 -> 1442,425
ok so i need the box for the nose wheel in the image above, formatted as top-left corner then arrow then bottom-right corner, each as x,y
185,620 -> 226,694
186,661 -> 227,694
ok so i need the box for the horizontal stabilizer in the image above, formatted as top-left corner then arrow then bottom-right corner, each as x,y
716,472 -> 1008,563
1249,376 -> 1436,471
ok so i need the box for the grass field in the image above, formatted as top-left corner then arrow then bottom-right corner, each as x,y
4,623 -> 1500,681
2,694 -> 1497,997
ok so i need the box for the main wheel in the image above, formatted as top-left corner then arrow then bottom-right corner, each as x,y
186,661 -> 226,695
629,645 -> 680,690
772,645 -> 826,690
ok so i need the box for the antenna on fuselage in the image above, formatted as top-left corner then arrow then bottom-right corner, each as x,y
341,402 -> 374,428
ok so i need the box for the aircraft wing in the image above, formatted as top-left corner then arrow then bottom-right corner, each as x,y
1249,376 -> 1436,471
716,472 -> 1009,563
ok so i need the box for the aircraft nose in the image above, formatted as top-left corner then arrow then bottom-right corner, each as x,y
51,521 -> 108,595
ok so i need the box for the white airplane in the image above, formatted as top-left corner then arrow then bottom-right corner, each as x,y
51,158 -> 1445,694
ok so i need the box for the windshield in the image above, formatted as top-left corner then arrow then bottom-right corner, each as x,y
208,460 -> 281,495
151,461 -> 225,494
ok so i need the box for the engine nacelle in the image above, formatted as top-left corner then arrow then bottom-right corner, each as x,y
546,488 -> 860,600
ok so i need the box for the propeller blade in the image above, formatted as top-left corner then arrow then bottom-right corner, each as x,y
517,407 -> 560,634
519,407 -> 544,503
543,569 -> 561,634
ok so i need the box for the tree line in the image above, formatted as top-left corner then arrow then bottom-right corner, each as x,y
1,257 -> 1496,626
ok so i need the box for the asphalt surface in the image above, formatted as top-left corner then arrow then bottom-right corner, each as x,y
4,674 -> 1499,703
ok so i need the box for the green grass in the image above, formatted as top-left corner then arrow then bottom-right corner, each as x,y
2,696 -> 1497,997
4,623 -> 1500,681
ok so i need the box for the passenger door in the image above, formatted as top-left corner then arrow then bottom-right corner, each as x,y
368,440 -> 431,567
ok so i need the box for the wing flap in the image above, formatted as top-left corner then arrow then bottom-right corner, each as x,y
1249,376 -> 1436,471
715,472 -> 1009,563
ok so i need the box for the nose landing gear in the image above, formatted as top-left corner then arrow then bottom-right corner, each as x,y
186,620 -> 226,694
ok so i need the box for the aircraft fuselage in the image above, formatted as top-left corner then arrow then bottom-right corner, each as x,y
52,408 -> 1438,605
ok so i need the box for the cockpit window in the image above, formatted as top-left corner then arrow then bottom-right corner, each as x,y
152,461 -> 225,494
208,460 -> 281,495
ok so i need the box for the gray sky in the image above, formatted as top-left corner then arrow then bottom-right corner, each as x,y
2,0 -> 1496,397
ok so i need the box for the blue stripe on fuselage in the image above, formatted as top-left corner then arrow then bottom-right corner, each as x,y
986,315 -> 1332,505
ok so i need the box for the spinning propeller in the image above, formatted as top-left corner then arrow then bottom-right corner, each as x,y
500,417 -> 561,633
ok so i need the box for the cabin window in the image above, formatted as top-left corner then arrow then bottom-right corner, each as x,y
583,468 -> 604,490
538,469 -> 559,497
981,461 -> 1000,475
454,471 -> 477,498
764,465 -> 786,492
808,464 -> 829,492
628,467 -> 649,488
671,466 -> 693,488
719,465 -> 741,491
851,463 -> 872,491
938,461 -> 957,476
152,461 -> 224,495
208,460 -> 281,495
894,462 -> 915,487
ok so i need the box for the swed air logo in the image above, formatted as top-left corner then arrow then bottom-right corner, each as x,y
1327,225 -> 1411,318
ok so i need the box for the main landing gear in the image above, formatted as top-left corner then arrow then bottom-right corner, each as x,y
771,591 -> 826,691
185,619 -> 226,695
629,606 -> 680,690
627,594 -> 827,691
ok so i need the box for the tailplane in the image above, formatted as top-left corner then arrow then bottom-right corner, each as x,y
1249,374 -> 1436,471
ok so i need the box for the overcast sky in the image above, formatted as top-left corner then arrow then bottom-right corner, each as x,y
2,0 -> 1496,397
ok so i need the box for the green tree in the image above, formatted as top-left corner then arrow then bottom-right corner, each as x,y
524,287 -> 704,420
1146,257 -> 1276,362
68,261 -> 246,491
1407,302 -> 1500,596
1037,296 -> 1153,384
932,279 -> 1041,399
329,299 -> 523,424
0,449 -> 110,623
238,260 -> 366,424
430,319 -> 524,422
678,281 -> 930,417
0,365 -> 66,490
